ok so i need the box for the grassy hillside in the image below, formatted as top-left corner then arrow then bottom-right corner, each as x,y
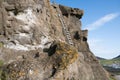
100,58 -> 120,65
98,56 -> 120,75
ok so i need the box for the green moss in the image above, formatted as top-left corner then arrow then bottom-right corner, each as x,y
0,70 -> 8,80
0,60 -> 7,80
0,42 -> 3,48
0,0 -> 3,5
109,76 -> 116,80
52,41 -> 78,70
0,60 -> 3,67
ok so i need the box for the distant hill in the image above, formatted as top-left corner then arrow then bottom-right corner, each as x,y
96,56 -> 106,60
113,55 -> 120,59
98,55 -> 120,75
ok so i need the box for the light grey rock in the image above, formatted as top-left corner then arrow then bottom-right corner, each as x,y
0,0 -> 110,80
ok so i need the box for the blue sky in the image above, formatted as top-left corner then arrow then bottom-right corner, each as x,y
52,0 -> 120,59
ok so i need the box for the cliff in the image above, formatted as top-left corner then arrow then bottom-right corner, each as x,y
0,0 -> 110,80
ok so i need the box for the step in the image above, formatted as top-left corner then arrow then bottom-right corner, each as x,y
66,33 -> 71,36
66,33 -> 70,35
66,35 -> 71,38
68,38 -> 72,40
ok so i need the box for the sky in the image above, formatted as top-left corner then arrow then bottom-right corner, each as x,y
51,0 -> 120,59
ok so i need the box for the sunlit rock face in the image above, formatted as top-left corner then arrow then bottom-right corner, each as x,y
0,0 -> 109,80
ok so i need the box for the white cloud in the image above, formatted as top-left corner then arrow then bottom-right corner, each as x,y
84,13 -> 119,31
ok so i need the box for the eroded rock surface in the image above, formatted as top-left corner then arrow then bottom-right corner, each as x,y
0,0 -> 110,80
59,5 -> 83,19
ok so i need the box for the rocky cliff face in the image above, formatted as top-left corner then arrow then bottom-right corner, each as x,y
0,0 -> 110,80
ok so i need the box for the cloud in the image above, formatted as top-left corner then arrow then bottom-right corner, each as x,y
84,13 -> 119,31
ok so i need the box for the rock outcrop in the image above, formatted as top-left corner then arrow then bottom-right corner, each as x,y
0,0 -> 110,80
59,5 -> 83,19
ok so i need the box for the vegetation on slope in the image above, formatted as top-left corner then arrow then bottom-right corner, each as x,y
99,57 -> 120,75
100,58 -> 120,65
